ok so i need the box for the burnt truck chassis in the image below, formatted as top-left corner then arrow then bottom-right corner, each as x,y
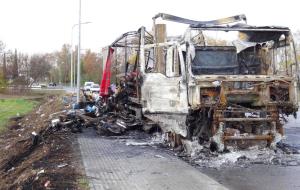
108,13 -> 299,151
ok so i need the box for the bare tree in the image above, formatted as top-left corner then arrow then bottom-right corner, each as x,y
29,54 -> 52,85
0,42 -> 7,92
2,53 -> 7,80
12,49 -> 18,79
293,31 -> 300,62
0,41 -> 6,80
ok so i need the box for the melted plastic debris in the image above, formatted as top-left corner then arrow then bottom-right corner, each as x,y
122,131 -> 165,147
125,141 -> 155,146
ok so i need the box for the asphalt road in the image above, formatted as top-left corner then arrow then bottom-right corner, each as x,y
63,86 -> 76,93
200,111 -> 300,190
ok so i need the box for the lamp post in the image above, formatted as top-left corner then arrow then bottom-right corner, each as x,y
70,21 -> 91,91
75,0 -> 82,103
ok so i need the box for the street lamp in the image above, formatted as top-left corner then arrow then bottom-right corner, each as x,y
70,21 -> 91,91
76,0 -> 81,103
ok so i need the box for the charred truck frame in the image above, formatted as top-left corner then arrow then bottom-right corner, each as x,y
105,13 -> 299,151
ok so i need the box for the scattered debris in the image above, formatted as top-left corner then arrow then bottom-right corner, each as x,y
154,155 -> 165,159
181,140 -> 204,157
37,169 -> 45,175
125,141 -> 154,146
44,180 -> 51,188
57,163 -> 68,168
178,144 -> 300,169
0,95 -> 84,189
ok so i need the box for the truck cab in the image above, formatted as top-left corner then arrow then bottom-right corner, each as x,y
108,13 -> 299,151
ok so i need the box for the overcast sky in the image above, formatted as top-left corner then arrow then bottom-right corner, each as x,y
0,0 -> 299,54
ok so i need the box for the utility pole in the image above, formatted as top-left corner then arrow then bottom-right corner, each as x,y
74,45 -> 78,90
76,0 -> 81,103
70,42 -> 73,90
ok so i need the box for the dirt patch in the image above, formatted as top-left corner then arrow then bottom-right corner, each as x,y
0,95 -> 87,190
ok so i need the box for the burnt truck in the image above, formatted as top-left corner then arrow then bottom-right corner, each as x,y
104,13 -> 299,151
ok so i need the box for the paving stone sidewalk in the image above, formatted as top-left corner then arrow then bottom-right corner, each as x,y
77,129 -> 228,190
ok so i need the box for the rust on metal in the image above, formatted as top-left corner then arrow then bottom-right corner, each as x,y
105,13 -> 299,152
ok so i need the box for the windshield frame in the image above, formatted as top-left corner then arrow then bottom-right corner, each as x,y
187,27 -> 298,77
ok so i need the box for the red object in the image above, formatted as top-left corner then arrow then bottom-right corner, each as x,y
100,47 -> 114,97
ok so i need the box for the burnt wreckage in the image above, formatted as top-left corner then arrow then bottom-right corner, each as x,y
103,13 -> 299,151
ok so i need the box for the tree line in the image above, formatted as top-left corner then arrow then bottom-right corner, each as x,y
0,42 -> 103,92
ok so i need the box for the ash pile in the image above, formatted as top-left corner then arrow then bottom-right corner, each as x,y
175,140 -> 300,169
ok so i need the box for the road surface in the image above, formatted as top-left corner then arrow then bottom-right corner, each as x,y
77,129 -> 227,190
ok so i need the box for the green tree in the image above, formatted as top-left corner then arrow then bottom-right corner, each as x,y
0,70 -> 7,92
57,44 -> 71,84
